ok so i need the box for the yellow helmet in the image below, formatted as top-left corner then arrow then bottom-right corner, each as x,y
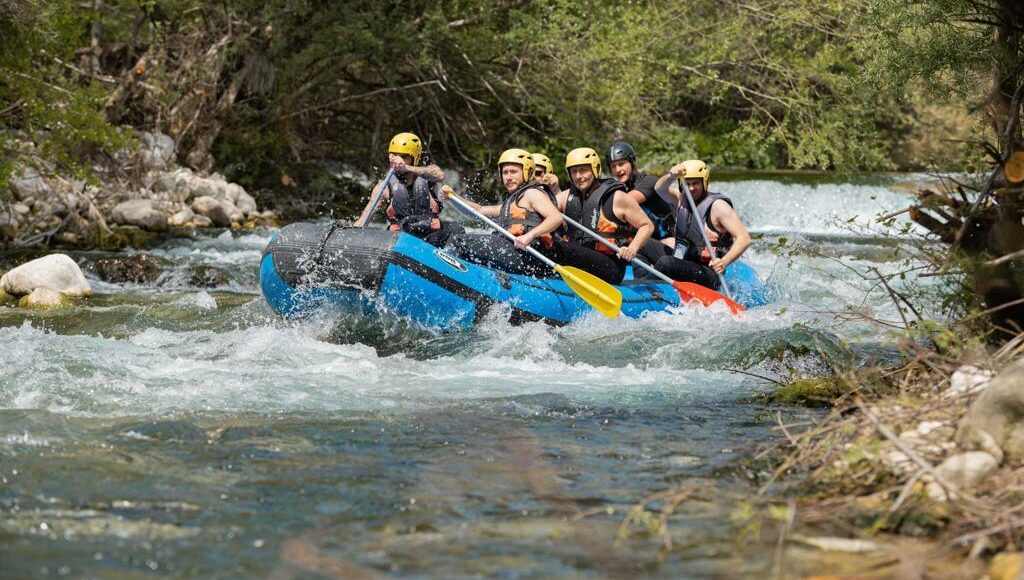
565,147 -> 601,178
681,159 -> 710,190
497,148 -> 535,180
388,132 -> 423,165
530,153 -> 553,175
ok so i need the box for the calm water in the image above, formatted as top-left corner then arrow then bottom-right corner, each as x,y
1,175 -> 932,578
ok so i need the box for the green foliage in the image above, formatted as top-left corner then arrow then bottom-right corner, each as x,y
0,0 -> 131,182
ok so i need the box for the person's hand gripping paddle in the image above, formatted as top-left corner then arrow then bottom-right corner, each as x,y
446,190 -> 622,318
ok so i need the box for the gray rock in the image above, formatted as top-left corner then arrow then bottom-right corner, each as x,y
12,203 -> 29,215
223,200 -> 244,224
152,168 -> 194,203
189,176 -> 225,200
191,196 -> 231,227
110,199 -> 168,232
190,214 -> 213,228
18,287 -> 69,309
0,212 -> 18,239
958,360 -> 1024,462
189,265 -> 228,288
169,207 -> 194,227
9,167 -> 51,199
1,254 -> 91,297
234,189 -> 258,217
95,254 -> 167,284
925,451 -> 1000,501
138,131 -> 176,170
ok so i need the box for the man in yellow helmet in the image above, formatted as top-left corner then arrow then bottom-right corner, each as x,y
446,148 -> 565,277
557,146 -> 663,284
361,132 -> 460,246
531,152 -> 554,179
652,159 -> 751,290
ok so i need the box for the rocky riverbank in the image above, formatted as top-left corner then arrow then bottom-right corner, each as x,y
1,131 -> 277,250
755,344 -> 1024,579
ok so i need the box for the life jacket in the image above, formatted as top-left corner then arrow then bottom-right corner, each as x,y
384,174 -> 442,234
673,192 -> 734,263
497,182 -> 557,249
576,178 -> 631,255
628,171 -> 674,239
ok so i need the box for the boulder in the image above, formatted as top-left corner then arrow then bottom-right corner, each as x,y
957,360 -> 1024,462
152,168 -> 194,203
191,215 -> 213,228
169,207 -> 195,227
924,451 -> 1000,501
18,288 -> 70,309
191,196 -> 232,227
232,187 -> 258,216
110,199 -> 168,232
95,254 -> 167,284
9,166 -> 51,199
0,212 -> 18,239
1,254 -> 91,297
223,200 -> 244,224
138,132 -> 176,170
189,176 -> 225,200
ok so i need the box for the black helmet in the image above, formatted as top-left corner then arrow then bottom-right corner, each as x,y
607,141 -> 637,168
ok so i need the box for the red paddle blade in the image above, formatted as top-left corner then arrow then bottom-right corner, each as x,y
671,281 -> 745,314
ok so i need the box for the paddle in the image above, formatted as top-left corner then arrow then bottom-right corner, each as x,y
445,190 -> 622,318
678,177 -> 736,302
354,168 -> 396,227
558,212 -> 745,315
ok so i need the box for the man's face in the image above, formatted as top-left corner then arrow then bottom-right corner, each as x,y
501,163 -> 525,192
610,159 -> 633,184
569,165 -> 595,191
684,178 -> 705,197
388,153 -> 414,168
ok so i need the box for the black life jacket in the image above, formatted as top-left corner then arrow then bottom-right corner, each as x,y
497,182 -> 558,249
628,171 -> 674,239
673,192 -> 734,262
385,174 -> 442,234
574,178 -> 631,253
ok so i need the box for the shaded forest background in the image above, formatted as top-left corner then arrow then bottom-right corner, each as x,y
0,0 -> 1008,201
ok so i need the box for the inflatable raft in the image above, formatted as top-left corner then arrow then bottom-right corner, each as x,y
259,222 -> 769,329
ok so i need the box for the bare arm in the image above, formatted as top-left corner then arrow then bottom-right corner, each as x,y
614,193 -> 654,260
440,185 -> 500,218
523,189 -> 564,238
709,200 -> 750,271
628,189 -> 647,204
411,163 -> 444,182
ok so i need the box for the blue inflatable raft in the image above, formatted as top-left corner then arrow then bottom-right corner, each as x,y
259,222 -> 768,330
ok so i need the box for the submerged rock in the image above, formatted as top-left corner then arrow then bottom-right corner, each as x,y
958,360 -> 1024,462
119,420 -> 206,443
95,254 -> 167,284
189,265 -> 228,288
1,253 -> 91,297
18,287 -> 70,308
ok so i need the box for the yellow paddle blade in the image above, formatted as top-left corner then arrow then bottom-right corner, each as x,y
554,265 -> 622,318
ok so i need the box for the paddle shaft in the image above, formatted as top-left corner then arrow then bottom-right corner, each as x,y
445,191 -> 558,270
558,213 -> 676,285
354,168 -> 396,227
678,178 -> 734,300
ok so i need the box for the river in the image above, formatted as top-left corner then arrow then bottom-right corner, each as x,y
0,174 -> 930,578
